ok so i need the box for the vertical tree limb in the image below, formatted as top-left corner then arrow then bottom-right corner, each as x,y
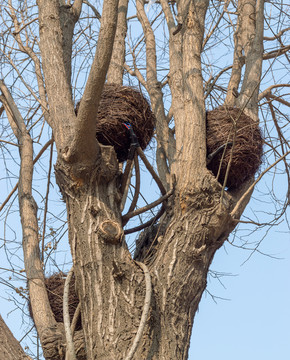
0,80 -> 57,347
74,0 -> 120,164
63,267 -> 77,360
107,0 -> 129,85
177,0 -> 209,185
136,0 -> 174,189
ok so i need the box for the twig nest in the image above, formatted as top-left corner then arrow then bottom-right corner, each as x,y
28,272 -> 81,330
76,84 -> 156,162
206,107 -> 263,189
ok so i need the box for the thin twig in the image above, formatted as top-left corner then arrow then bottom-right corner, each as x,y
121,158 -> 134,195
0,139 -> 20,147
122,154 -> 141,225
124,261 -> 152,360
0,138 -> 53,213
128,153 -> 141,214
41,141 -> 54,260
63,267 -> 77,360
124,205 -> 165,235
71,303 -> 81,336
122,189 -> 173,224
137,147 -> 166,195
231,151 -> 290,219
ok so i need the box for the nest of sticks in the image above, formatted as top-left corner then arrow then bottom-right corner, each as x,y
76,84 -> 156,162
206,107 -> 263,189
28,272 -> 81,330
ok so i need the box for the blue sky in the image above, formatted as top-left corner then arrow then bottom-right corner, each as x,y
190,215 -> 290,359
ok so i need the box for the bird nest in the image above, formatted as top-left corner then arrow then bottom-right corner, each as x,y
76,84 -> 156,162
28,272 -> 81,330
206,107 -> 263,189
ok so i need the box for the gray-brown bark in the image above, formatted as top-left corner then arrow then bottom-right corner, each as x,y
38,0 -> 265,358
0,0 -> 272,358
0,315 -> 32,360
0,80 -> 59,359
107,0 -> 129,85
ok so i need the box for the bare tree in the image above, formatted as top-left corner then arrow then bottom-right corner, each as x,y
0,0 -> 289,359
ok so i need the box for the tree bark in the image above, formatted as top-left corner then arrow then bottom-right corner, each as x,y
55,147 -> 151,359
107,0 -> 129,85
0,315 -> 32,360
5,0 -> 265,358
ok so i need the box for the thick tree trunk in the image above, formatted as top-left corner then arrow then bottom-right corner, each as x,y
55,147 -> 236,360
55,147 -> 151,360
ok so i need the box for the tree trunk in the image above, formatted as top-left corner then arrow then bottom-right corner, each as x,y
55,144 -> 237,360
55,147 -> 152,360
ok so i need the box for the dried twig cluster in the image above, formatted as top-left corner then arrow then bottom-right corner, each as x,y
29,272 -> 81,330
75,84 -> 156,162
206,107 -> 263,189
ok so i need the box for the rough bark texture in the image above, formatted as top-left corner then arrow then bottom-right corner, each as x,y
0,315 -> 32,360
3,0 -> 266,358
107,0 -> 129,84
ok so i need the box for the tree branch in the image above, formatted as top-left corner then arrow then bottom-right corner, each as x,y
237,0 -> 265,115
122,188 -> 173,224
0,80 -> 57,353
136,0 -> 173,188
263,44 -> 290,60
231,151 -> 290,219
263,27 -> 290,41
73,0 -> 119,164
63,267 -> 77,360
107,0 -> 129,85
0,138 -> 53,213
258,84 -> 290,101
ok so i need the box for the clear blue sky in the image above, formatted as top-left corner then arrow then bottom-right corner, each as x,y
190,210 -> 290,359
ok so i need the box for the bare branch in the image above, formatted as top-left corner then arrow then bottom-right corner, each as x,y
263,44 -> 290,60
231,151 -> 290,219
124,205 -> 165,235
72,0 -> 83,17
137,147 -> 166,195
264,27 -> 290,41
41,141 -> 54,260
203,0 -> 230,49
0,314 -> 32,360
136,0 -> 172,187
124,153 -> 141,217
83,0 -> 101,19
122,188 -> 173,223
0,138 -> 53,213
258,84 -> 290,101
0,80 -> 56,342
73,0 -> 119,163
63,267 -> 77,360
107,0 -> 129,85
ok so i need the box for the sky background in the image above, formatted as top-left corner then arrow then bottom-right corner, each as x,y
190,223 -> 290,359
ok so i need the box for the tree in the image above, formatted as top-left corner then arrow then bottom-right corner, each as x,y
0,0 -> 289,359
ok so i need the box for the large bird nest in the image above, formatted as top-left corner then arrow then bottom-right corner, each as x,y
206,107 -> 263,189
29,272 -> 81,330
76,84 -> 156,162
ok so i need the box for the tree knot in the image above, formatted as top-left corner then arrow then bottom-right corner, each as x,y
98,220 -> 123,244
